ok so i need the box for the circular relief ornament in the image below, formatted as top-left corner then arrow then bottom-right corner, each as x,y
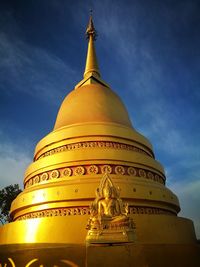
62,167 -> 72,177
101,165 -> 112,174
139,169 -> 146,178
114,165 -> 125,175
127,167 -> 137,176
74,166 -> 85,176
88,165 -> 98,174
34,175 -> 40,184
147,172 -> 154,179
40,172 -> 49,181
50,170 -> 60,179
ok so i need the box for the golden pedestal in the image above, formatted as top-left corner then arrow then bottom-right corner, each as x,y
86,228 -> 135,244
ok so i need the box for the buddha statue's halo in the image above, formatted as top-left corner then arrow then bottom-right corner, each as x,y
98,173 -> 115,197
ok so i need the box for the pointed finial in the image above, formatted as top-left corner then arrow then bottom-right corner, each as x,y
86,11 -> 97,41
84,13 -> 100,78
75,12 -> 110,88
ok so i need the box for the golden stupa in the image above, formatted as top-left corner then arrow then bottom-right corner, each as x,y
0,16 -> 199,267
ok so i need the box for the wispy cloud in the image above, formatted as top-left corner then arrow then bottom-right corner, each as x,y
0,28 -> 77,105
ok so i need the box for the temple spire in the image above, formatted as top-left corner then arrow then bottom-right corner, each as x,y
83,15 -> 100,79
75,13 -> 109,89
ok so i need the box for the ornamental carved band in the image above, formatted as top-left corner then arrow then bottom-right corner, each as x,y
36,141 -> 154,160
24,164 -> 165,188
15,206 -> 174,221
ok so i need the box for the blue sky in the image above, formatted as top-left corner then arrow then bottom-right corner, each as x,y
0,0 -> 200,238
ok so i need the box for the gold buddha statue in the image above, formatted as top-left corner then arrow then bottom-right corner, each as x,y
86,174 -> 135,243
98,184 -> 127,221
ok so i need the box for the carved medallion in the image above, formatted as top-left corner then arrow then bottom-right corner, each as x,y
88,165 -> 98,174
50,170 -> 60,179
34,175 -> 40,183
40,172 -> 49,181
101,164 -> 112,174
62,167 -> 72,177
127,167 -> 136,176
114,165 -> 125,175
74,166 -> 85,176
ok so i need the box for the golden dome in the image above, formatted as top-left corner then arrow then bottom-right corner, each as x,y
54,15 -> 132,130
54,83 -> 132,130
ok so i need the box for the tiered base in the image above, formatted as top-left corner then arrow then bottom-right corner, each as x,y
0,243 -> 200,267
0,214 -> 199,266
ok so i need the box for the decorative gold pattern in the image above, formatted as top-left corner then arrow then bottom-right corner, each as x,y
50,170 -> 60,179
41,173 -> 49,181
101,165 -> 112,174
16,207 -> 91,221
115,165 -> 125,175
87,165 -> 98,174
74,166 -> 85,176
24,164 -> 165,188
62,168 -> 72,177
0,258 -> 79,267
129,206 -> 174,215
139,169 -> 146,178
15,206 -> 174,221
147,171 -> 154,179
34,176 -> 40,183
36,141 -> 153,160
127,167 -> 137,176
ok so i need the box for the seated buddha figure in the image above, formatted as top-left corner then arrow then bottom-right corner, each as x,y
98,184 -> 128,224
87,174 -> 132,230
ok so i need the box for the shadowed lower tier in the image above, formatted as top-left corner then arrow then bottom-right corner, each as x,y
0,242 -> 200,267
